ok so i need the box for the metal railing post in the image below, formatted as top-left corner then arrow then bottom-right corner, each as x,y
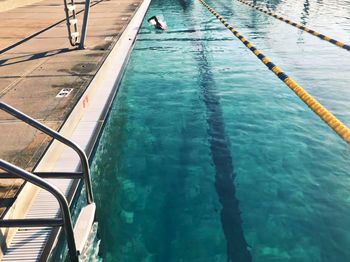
0,160 -> 79,262
79,0 -> 91,49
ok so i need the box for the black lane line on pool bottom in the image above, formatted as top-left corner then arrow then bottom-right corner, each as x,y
195,46 -> 252,262
176,0 -> 252,259
184,9 -> 252,258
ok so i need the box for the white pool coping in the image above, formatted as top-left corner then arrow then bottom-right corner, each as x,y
0,0 -> 151,260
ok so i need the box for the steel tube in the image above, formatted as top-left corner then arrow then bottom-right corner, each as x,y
0,102 -> 94,204
0,172 -> 84,179
0,160 -> 78,262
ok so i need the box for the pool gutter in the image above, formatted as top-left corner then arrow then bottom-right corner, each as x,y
0,0 -> 151,260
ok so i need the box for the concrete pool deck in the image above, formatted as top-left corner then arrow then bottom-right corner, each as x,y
0,0 -> 149,259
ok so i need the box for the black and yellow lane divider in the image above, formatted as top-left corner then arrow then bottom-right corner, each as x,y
236,0 -> 350,51
198,0 -> 350,144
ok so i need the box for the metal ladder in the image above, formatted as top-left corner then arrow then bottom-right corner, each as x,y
63,0 -> 91,49
0,102 -> 95,262
64,0 -> 80,46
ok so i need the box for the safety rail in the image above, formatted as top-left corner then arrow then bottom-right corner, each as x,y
198,0 -> 350,144
0,160 -> 78,262
0,101 -> 95,261
0,102 -> 94,204
235,0 -> 350,51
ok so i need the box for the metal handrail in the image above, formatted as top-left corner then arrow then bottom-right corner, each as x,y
0,102 -> 94,204
0,160 -> 78,262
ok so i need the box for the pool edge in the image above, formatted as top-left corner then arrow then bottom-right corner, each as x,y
0,0 -> 151,259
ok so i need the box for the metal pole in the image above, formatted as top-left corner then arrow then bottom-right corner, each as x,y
0,102 -> 94,204
79,0 -> 91,49
0,160 -> 79,262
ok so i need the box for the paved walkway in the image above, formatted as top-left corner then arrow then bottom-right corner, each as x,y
0,0 -> 143,217
0,0 -> 44,12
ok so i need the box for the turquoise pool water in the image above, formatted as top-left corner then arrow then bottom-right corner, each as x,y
90,0 -> 350,261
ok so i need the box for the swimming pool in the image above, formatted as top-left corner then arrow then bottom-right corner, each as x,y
90,0 -> 350,261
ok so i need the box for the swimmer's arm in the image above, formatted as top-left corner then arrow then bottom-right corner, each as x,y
148,16 -> 157,22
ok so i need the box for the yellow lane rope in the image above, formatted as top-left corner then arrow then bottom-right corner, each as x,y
236,0 -> 350,51
198,0 -> 350,143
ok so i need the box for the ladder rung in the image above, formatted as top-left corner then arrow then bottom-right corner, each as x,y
0,218 -> 63,227
67,4 -> 76,11
71,32 -> 79,38
69,19 -> 78,25
0,171 -> 84,179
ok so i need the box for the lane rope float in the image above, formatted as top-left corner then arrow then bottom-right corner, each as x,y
198,0 -> 350,144
236,0 -> 350,51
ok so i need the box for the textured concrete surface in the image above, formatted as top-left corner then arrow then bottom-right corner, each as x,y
0,0 -> 45,12
0,0 -> 143,216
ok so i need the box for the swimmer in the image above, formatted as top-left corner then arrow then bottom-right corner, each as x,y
147,16 -> 167,30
